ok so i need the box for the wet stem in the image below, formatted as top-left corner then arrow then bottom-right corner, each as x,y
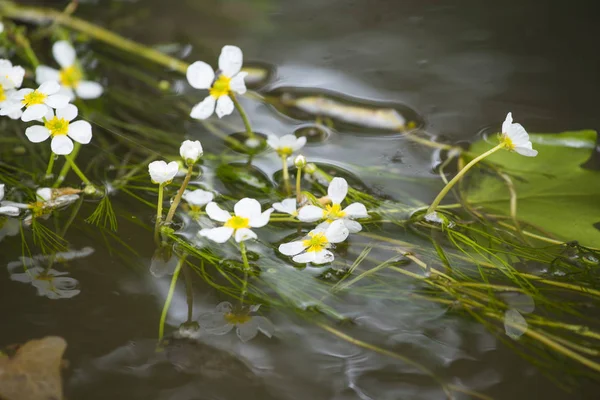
53,142 -> 80,187
239,241 -> 251,304
164,164 -> 194,225
154,183 -> 165,246
158,254 -> 187,341
45,152 -> 56,178
426,143 -> 504,215
281,154 -> 291,196
230,93 -> 256,140
296,165 -> 303,204
64,152 -> 93,187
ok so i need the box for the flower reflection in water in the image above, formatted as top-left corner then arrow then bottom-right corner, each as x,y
199,301 -> 274,342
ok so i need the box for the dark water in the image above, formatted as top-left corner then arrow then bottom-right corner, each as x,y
2,0 -> 599,399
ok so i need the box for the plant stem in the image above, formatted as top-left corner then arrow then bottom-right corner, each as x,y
64,153 -> 92,186
154,183 -> 165,245
182,264 -> 194,323
296,165 -> 302,204
230,93 -> 255,139
281,154 -> 291,196
53,142 -> 81,187
164,164 -> 194,224
45,152 -> 56,178
158,254 -> 186,341
426,143 -> 504,215
239,241 -> 250,303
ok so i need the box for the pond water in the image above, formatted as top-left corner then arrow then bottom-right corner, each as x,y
1,0 -> 599,399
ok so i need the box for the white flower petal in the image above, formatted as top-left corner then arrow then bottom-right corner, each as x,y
148,160 -> 174,184
218,45 -> 243,77
0,101 -> 22,116
291,136 -> 307,151
56,104 -> 78,121
165,161 -> 179,180
507,123 -> 530,146
198,312 -> 233,335
234,198 -> 262,219
58,87 -> 76,101
254,316 -> 275,338
205,202 -> 231,222
272,198 -> 297,215
312,250 -> 335,264
249,208 -> 273,228
279,241 -> 306,256
75,81 -> 103,99
292,252 -> 317,264
183,189 -> 214,206
215,95 -> 234,118
235,227 -> 257,242
179,139 -> 203,163
37,81 -> 60,95
343,203 -> 368,219
515,147 -> 538,157
328,177 -> 348,205
0,205 -> 20,217
21,104 -> 49,122
45,94 -> 70,109
25,125 -> 50,143
297,205 -> 324,222
236,318 -> 260,342
343,219 -> 362,233
199,226 -> 234,243
35,65 -> 60,84
325,219 -> 349,243
36,188 -> 53,202
51,135 -> 74,155
0,184 -> 4,200
186,61 -> 215,89
68,121 -> 92,144
229,72 -> 247,94
266,135 -> 281,150
190,95 -> 216,120
502,112 -> 513,134
53,40 -> 76,68
279,134 -> 299,148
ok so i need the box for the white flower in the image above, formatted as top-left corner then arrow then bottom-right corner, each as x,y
186,45 -> 247,119
266,134 -> 306,157
199,198 -> 273,243
0,184 -> 20,217
148,160 -> 179,184
297,177 -> 368,233
272,198 -> 298,216
198,301 -> 274,342
294,154 -> 307,168
183,188 -> 214,208
279,219 -> 349,264
0,81 -> 69,122
0,59 -> 25,119
499,112 -> 537,157
36,40 -> 103,100
1,187 -> 80,225
24,104 -> 92,155
179,139 -> 203,164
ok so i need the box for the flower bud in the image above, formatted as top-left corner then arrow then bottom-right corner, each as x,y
304,163 -> 317,174
179,140 -> 203,165
149,160 -> 179,184
294,154 -> 307,168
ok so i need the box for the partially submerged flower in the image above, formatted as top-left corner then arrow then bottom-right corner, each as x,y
0,184 -> 20,217
36,40 -> 103,100
148,160 -> 179,184
272,198 -> 298,216
199,198 -> 273,243
183,188 -> 214,218
0,59 -> 26,119
499,112 -> 537,157
186,45 -> 247,119
266,134 -> 306,158
1,187 -> 80,225
24,104 -> 92,155
198,301 -> 274,342
7,256 -> 83,299
297,177 -> 368,233
279,219 -> 349,264
1,81 -> 69,122
180,139 -> 203,165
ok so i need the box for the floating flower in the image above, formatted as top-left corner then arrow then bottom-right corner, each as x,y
24,104 -> 92,155
198,301 -> 274,342
279,219 -> 349,264
499,112 -> 537,157
148,160 -> 179,184
183,189 -> 214,218
297,177 -> 368,233
1,81 -> 69,122
0,59 -> 25,119
0,184 -> 19,217
1,187 -> 80,225
186,45 -> 247,119
272,198 -> 298,216
36,40 -> 103,100
199,198 -> 273,243
266,134 -> 307,157
179,139 -> 204,164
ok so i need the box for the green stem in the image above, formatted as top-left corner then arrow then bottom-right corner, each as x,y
13,28 -> 40,67
158,254 -> 187,341
53,142 -> 81,187
230,93 -> 255,139
239,241 -> 250,304
182,264 -> 194,323
426,143 -> 504,215
64,152 -> 92,186
154,183 -> 165,245
296,165 -> 302,204
281,154 -> 291,196
164,164 -> 194,224
45,152 -> 56,178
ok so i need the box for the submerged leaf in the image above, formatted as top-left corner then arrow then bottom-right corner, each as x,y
504,309 -> 528,340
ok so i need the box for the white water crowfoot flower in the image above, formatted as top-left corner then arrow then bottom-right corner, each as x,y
198,302 -> 275,342
0,59 -> 26,119
267,134 -> 307,157
272,198 -> 298,216
499,112 -> 538,157
1,81 -> 69,122
36,40 -> 104,100
148,161 -> 179,184
2,187 -> 81,225
24,104 -> 92,155
183,188 -> 214,218
180,140 -> 204,165
199,198 -> 273,243
0,184 -> 20,217
297,177 -> 369,233
279,219 -> 349,264
187,45 -> 248,119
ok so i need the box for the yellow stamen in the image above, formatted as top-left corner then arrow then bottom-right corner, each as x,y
302,232 -> 329,253
224,215 -> 250,229
44,117 -> 70,137
278,146 -> 294,157
224,312 -> 252,325
0,86 -> 6,102
22,90 -> 47,107
499,134 -> 515,150
322,203 -> 346,222
209,75 -> 231,98
59,65 -> 83,88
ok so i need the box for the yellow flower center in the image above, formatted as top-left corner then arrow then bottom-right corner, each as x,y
278,146 -> 294,157
44,117 -> 70,137
209,75 -> 231,98
323,203 -> 346,222
59,65 -> 83,88
22,90 -> 47,107
224,215 -> 250,229
302,232 -> 329,253
500,134 -> 515,150
224,312 -> 252,325
0,85 -> 6,102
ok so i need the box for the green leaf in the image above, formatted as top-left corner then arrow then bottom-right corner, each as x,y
465,130 -> 600,247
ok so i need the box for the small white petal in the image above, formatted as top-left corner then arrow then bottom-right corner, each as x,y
0,101 -> 23,116
266,135 -> 280,150
297,205 -> 324,222
215,95 -> 234,118
75,81 -> 103,99
25,125 -> 51,143
190,96 -> 216,120
507,123 -> 529,146
148,160 -> 175,184
219,45 -> 243,77
502,112 -> 513,134
272,198 -> 297,215
292,252 -> 317,264
186,61 -> 215,89
53,40 -> 76,68
165,161 -> 179,180
312,250 -> 335,265
179,139 -> 203,163
325,219 -> 349,243
21,104 -> 50,122
58,87 -> 76,101
291,136 -> 307,151
515,147 -> 538,157
254,316 -> 275,338
234,198 -> 262,219
343,203 -> 368,219
37,81 -> 60,95
0,184 -> 4,200
279,241 -> 306,256
0,205 -> 20,217
279,134 -> 300,148
36,188 -> 53,202
183,189 -> 213,206
249,208 -> 273,228
229,72 -> 248,94
199,226 -> 234,243
56,104 -> 78,121
343,219 -> 362,233
45,94 -> 70,109
205,202 -> 232,222
235,227 -> 257,242
236,318 -> 259,342
328,178 -> 348,205
35,65 -> 60,84
51,135 -> 74,155
68,121 -> 92,144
